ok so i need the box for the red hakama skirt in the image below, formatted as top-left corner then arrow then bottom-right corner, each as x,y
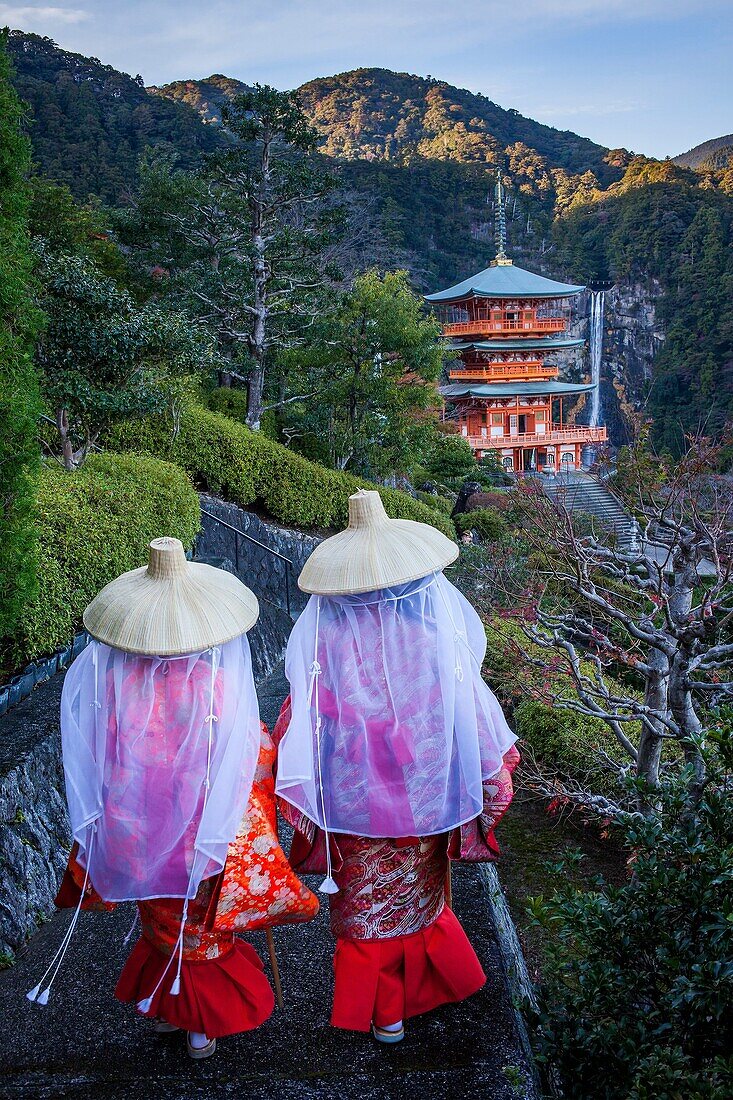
331,905 -> 486,1032
115,885 -> 274,1038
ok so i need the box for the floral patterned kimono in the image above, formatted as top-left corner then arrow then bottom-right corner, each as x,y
273,698 -> 519,1032
57,722 -> 318,1039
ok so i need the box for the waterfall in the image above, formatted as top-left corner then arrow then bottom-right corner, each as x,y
588,290 -> 605,428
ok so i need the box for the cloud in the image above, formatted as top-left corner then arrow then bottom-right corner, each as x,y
535,101 -> 643,119
0,4 -> 89,25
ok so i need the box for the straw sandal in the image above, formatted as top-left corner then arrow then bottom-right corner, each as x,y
187,1034 -> 217,1060
152,1019 -> 180,1034
371,1021 -> 405,1044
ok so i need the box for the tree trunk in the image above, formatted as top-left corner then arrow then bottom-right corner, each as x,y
56,407 -> 75,472
668,560 -> 706,798
637,643 -> 669,789
247,352 -> 265,431
246,134 -> 270,431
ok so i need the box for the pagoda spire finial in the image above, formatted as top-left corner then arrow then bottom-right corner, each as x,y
494,168 -> 511,264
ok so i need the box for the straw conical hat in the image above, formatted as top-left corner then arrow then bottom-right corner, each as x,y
298,490 -> 458,596
83,537 -> 259,656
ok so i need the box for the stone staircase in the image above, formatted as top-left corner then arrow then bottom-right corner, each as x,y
543,471 -> 640,551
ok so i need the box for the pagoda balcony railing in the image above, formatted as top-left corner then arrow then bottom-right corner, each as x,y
463,425 -> 607,448
449,364 -> 558,382
443,318 -> 566,338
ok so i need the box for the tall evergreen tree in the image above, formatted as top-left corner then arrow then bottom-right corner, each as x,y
0,32 -> 42,650
116,87 -> 337,430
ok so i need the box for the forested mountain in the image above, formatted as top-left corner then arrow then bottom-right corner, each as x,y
155,66 -> 622,183
6,31 -> 219,203
148,74 -> 250,125
675,134 -> 733,169
6,29 -> 733,454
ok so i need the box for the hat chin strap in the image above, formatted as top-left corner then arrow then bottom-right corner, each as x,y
27,646 -> 105,1006
309,598 -> 339,895
26,823 -> 97,1005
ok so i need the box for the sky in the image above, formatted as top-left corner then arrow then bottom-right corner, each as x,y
2,0 -> 731,158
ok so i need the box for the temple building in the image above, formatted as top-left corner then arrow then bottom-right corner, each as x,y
425,176 -> 607,474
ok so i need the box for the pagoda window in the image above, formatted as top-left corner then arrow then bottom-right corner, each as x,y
502,456 -> 514,470
535,410 -> 546,421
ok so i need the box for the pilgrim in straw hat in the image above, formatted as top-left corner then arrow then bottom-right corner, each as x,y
274,489 -> 519,1043
31,537 -> 318,1060
298,488 -> 458,595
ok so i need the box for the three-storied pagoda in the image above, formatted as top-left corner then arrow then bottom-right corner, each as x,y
425,175 -> 607,474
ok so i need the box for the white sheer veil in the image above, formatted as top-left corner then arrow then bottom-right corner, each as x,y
276,572 -> 516,841
61,633 -> 261,903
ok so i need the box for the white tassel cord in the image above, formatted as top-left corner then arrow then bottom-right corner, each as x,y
122,908 -> 139,946
27,826 -> 96,1005
28,644 -> 106,1004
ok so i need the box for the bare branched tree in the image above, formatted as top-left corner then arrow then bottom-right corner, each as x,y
491,429 -> 733,813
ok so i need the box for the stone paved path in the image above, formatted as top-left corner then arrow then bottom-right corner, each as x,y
0,664 -> 533,1100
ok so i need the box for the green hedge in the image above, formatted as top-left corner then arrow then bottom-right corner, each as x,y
415,490 -> 454,516
454,507 -> 509,543
16,453 -> 200,663
514,698 -> 628,799
112,403 -> 456,538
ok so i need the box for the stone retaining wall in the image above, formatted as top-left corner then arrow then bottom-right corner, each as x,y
197,494 -> 321,618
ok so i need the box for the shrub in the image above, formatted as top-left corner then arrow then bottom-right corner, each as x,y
475,454 -> 514,487
415,490 -> 454,515
206,386 -> 250,422
15,453 -> 200,663
0,34 -> 43,650
529,735 -> 733,1099
454,507 -> 509,543
464,489 -> 515,513
426,433 -> 476,481
112,403 -> 456,538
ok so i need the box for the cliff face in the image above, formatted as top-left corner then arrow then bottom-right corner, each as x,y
556,281 -> 663,446
602,280 -> 664,444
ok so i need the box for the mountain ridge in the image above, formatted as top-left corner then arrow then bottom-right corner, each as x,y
7,30 -> 220,203
152,65 -> 623,187
674,134 -> 733,170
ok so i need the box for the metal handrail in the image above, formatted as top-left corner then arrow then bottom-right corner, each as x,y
200,507 -> 294,618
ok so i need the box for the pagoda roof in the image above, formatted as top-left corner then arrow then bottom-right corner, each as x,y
448,336 -> 585,352
426,262 -> 585,303
441,381 -> 595,398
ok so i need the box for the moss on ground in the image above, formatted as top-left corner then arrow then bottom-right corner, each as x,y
496,792 -> 627,983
